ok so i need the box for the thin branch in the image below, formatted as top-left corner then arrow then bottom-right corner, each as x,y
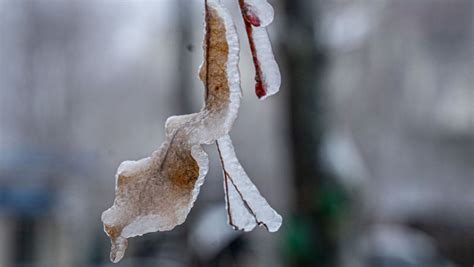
216,141 -> 237,230
238,0 -> 266,99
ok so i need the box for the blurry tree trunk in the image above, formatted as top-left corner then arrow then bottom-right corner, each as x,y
282,0 -> 325,214
281,1 -> 342,267
175,0 -> 194,114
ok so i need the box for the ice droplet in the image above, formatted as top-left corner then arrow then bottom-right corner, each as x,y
110,236 -> 128,263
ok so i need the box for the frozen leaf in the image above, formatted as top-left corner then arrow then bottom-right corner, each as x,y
102,0 -> 283,263
101,0 -> 242,262
217,135 -> 282,232
239,0 -> 281,99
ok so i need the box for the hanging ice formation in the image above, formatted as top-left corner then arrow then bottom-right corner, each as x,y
101,0 -> 282,263
238,0 -> 281,99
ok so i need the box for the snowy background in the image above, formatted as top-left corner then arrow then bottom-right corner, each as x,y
0,0 -> 472,267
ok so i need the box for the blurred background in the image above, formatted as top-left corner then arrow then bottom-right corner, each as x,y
0,0 -> 473,266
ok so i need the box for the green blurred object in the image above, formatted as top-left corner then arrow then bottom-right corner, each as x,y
315,182 -> 350,226
284,218 -> 314,262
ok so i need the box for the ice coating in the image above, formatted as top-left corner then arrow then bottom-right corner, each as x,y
217,135 -> 283,232
239,0 -> 281,99
248,26 -> 281,99
101,1 -> 242,262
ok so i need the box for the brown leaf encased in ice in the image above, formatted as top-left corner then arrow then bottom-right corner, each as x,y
101,2 -> 241,263
101,0 -> 283,263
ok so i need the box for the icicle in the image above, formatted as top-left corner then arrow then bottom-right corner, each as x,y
239,0 -> 281,99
